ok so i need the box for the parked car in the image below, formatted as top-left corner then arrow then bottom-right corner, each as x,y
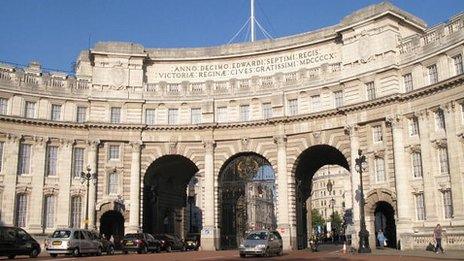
121,233 -> 160,254
238,230 -> 283,258
90,231 -> 115,255
185,234 -> 200,251
0,226 -> 41,259
153,234 -> 186,252
45,228 -> 103,257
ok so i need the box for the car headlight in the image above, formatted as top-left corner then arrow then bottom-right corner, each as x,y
255,244 -> 266,249
239,244 -> 244,248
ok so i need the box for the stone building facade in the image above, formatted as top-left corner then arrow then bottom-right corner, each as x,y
1,2 -> 464,251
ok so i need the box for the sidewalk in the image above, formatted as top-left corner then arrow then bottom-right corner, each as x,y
359,247 -> 464,260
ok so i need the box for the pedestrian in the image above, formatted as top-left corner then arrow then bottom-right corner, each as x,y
377,229 -> 387,249
434,224 -> 444,254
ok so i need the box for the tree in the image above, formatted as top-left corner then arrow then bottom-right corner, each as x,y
331,211 -> 343,235
311,209 -> 325,229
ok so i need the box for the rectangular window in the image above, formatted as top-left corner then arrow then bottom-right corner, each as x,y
70,196 -> 81,228
416,193 -> 426,220
145,109 -> 156,125
17,143 -> 31,175
366,82 -> 376,101
438,147 -> 449,175
453,54 -> 463,75
167,108 -> 178,125
428,64 -> 438,84
288,99 -> 298,116
191,108 -> 201,124
72,148 -> 84,178
412,152 -> 423,178
110,107 -> 121,123
0,98 -> 7,115
262,103 -> 272,119
443,190 -> 453,219
216,106 -> 227,123
24,101 -> 36,118
311,95 -> 321,112
372,125 -> 383,143
44,195 -> 55,228
403,73 -> 413,92
15,194 -> 28,227
374,157 -> 386,182
239,105 -> 250,121
108,145 -> 120,160
51,104 -> 61,121
0,141 -> 3,172
334,90 -> 343,108
76,106 -> 87,123
108,172 -> 118,195
409,117 -> 420,136
46,146 -> 58,176
435,109 -> 446,130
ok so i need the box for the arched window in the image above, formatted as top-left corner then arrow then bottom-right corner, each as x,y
108,172 -> 118,195
70,196 -> 81,228
15,194 -> 28,227
44,195 -> 55,228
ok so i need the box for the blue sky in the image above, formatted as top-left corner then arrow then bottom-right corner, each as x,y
1,0 -> 463,72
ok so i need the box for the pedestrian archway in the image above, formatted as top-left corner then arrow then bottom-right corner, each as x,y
374,201 -> 396,248
100,210 -> 125,248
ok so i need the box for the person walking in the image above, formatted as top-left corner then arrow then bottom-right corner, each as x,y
434,224 -> 444,254
377,229 -> 387,249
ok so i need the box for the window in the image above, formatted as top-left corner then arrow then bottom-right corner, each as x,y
145,109 -> 156,125
438,147 -> 449,175
108,172 -> 118,195
372,125 -> 383,143
311,95 -> 321,111
415,193 -> 426,220
453,54 -> 463,75
239,105 -> 250,121
76,106 -> 87,123
44,195 -> 55,228
403,73 -> 413,92
288,99 -> 298,116
46,146 -> 58,176
110,107 -> 121,123
0,98 -> 7,115
51,104 -> 61,121
366,82 -> 376,100
216,106 -> 227,123
108,145 -> 119,160
412,152 -> 423,178
409,117 -> 420,136
435,109 -> 446,130
0,141 -> 3,172
168,108 -> 178,125
428,64 -> 438,84
24,101 -> 36,118
15,194 -> 28,227
190,108 -> 201,124
70,196 -> 81,228
443,190 -> 453,219
334,90 -> 343,108
374,157 -> 386,182
72,148 -> 84,178
262,103 -> 272,119
18,143 -> 31,175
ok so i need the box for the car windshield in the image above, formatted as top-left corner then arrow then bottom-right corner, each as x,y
246,232 -> 268,240
124,233 -> 142,239
52,230 -> 71,238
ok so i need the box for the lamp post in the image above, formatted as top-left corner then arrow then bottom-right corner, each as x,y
326,179 -> 335,243
354,149 -> 371,253
81,165 -> 96,230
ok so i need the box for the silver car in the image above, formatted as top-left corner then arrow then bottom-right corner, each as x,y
45,228 -> 103,257
238,230 -> 283,257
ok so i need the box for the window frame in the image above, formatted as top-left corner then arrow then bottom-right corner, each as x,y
110,107 -> 121,124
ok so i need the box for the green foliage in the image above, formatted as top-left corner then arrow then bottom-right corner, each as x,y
330,211 -> 343,233
311,209 -> 325,228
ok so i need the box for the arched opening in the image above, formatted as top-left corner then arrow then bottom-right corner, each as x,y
143,155 -> 199,238
374,201 -> 396,248
293,145 -> 350,249
218,153 -> 276,250
100,210 -> 125,249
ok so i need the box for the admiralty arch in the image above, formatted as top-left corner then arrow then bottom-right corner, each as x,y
1,2 -> 464,251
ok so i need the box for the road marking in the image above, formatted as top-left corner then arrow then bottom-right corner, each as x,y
196,256 -> 228,260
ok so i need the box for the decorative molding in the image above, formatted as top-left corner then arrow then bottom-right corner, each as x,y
6,133 -> 21,143
33,136 -> 49,146
240,137 -> 250,150
202,140 -> 216,152
343,124 -> 358,136
16,185 -> 32,194
406,144 -> 421,153
273,135 -> 287,146
129,140 -> 143,151
386,114 -> 403,129
59,138 -> 75,148
70,187 -> 85,197
87,139 -> 101,150
43,186 -> 59,196
431,138 -> 447,148
373,149 -> 385,158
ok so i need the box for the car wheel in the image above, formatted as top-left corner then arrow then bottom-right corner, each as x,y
108,245 -> 115,255
182,245 -> 186,252
139,245 -> 148,254
123,250 -> 128,255
156,245 -> 161,253
278,247 -> 283,256
72,247 -> 81,257
166,245 -> 172,252
7,255 -> 15,259
29,247 -> 39,258
239,253 -> 246,258
96,247 -> 103,256
50,253 -> 58,258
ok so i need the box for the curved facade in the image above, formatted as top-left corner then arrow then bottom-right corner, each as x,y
1,2 -> 464,250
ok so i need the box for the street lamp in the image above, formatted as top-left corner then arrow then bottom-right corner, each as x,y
326,179 -> 335,243
354,149 -> 371,253
81,165 -> 96,230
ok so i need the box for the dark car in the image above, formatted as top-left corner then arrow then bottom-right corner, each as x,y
121,233 -> 160,254
153,234 -> 186,252
0,226 -> 41,259
90,231 -> 115,255
185,235 -> 200,251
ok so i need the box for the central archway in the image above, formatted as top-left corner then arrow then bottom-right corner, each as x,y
219,153 -> 276,249
293,145 -> 350,249
143,155 -> 199,238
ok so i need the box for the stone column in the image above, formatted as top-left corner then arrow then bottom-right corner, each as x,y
201,140 -> 218,250
128,140 -> 142,233
345,125 -> 360,247
28,136 -> 48,233
56,139 -> 74,228
274,135 -> 292,250
87,139 -> 100,230
1,134 -> 20,226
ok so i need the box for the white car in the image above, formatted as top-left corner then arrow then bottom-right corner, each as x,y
45,229 -> 103,257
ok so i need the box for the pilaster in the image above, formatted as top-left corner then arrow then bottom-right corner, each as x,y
87,139 -> 100,230
1,134 -> 21,225
28,136 -> 48,233
344,125 -> 360,247
128,140 -> 142,233
201,140 -> 219,250
56,138 -> 74,228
